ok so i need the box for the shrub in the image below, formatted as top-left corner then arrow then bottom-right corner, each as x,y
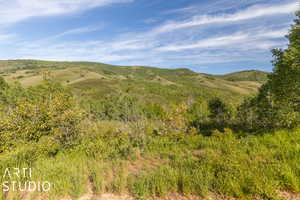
0,81 -> 85,152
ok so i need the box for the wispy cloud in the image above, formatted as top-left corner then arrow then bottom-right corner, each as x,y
15,40 -> 146,63
156,27 -> 288,52
54,26 -> 101,38
156,34 -> 248,51
0,0 -> 134,26
13,25 -> 288,67
34,26 -> 103,43
255,28 -> 289,39
0,33 -> 16,41
154,1 -> 298,33
0,0 -> 296,73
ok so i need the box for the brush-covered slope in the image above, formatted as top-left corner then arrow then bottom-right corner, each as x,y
218,70 -> 269,83
0,60 -> 263,104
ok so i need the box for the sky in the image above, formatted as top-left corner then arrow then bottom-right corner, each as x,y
0,0 -> 298,74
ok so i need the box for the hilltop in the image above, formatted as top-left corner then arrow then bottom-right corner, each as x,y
217,70 -> 269,83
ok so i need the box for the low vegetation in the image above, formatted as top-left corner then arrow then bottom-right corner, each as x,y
217,70 -> 269,83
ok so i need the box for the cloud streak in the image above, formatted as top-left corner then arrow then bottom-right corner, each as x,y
156,28 -> 288,52
0,0 -> 133,26
156,34 -> 248,51
0,33 -> 16,41
54,26 -> 101,38
13,25 -> 288,68
34,26 -> 103,43
0,0 -> 296,73
154,1 -> 298,33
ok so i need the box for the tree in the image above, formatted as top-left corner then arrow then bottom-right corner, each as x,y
239,10 -> 300,130
84,92 -> 143,122
0,76 -> 9,103
208,98 -> 232,127
0,76 -> 8,90
261,11 -> 300,128
237,98 -> 258,131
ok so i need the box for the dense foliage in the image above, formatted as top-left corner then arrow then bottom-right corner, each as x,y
0,81 -> 84,153
237,11 -> 300,131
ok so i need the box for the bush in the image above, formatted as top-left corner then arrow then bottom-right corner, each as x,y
0,81 -> 84,152
81,93 -> 143,122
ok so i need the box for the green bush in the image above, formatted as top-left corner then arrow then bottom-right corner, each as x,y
0,81 -> 84,152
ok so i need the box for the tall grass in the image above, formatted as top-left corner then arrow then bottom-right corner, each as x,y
1,126 -> 300,199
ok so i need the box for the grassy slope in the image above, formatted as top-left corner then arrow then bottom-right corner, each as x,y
217,70 -> 269,83
0,60 -> 264,105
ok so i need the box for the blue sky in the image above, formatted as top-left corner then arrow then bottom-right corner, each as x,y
0,0 -> 298,74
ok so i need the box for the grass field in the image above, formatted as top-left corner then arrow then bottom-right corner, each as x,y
1,124 -> 299,200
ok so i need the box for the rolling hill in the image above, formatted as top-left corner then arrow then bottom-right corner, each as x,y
217,70 -> 269,83
0,60 -> 267,105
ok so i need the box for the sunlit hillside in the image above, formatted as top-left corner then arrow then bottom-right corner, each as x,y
0,60 -> 267,106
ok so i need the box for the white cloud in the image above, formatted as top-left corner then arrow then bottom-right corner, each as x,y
14,37 -> 150,63
156,34 -> 248,51
13,26 -> 288,67
0,0 -> 133,26
154,2 -> 298,33
55,26 -> 101,37
256,29 -> 289,39
156,27 -> 289,52
0,0 -> 294,71
164,0 -> 268,15
255,41 -> 286,50
11,23 -> 290,68
0,33 -> 16,41
33,26 -> 103,43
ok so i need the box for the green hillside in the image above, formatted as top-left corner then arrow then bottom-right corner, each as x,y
0,60 -> 263,106
218,70 -> 269,83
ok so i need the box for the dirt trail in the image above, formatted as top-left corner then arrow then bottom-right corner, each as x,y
21,188 -> 300,200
